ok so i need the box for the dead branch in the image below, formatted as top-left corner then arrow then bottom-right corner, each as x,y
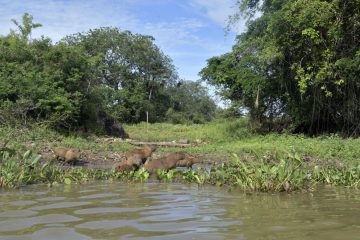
128,141 -> 192,148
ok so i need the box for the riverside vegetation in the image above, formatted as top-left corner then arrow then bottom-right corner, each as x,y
1,119 -> 359,191
1,5 -> 360,192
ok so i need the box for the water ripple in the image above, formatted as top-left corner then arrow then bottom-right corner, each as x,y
0,183 -> 359,240
0,214 -> 82,232
0,210 -> 38,218
31,202 -> 91,211
79,193 -> 119,199
74,207 -> 142,215
0,227 -> 91,240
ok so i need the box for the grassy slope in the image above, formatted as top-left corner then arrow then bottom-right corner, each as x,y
125,120 -> 360,166
0,119 -> 359,166
1,119 -> 359,190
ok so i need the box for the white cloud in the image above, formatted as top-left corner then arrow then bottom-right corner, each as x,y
0,0 -> 237,81
140,18 -> 205,48
190,0 -> 236,26
0,1 -> 205,47
0,0 -> 138,41
190,0 -> 246,33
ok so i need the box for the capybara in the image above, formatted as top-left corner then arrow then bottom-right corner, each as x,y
53,147 -> 68,161
125,145 -> 157,163
54,147 -> 80,163
176,156 -> 202,168
144,153 -> 186,172
126,156 -> 143,167
113,156 -> 142,172
112,162 -> 136,171
64,148 -> 81,163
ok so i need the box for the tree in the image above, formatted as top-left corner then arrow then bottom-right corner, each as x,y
165,81 -> 217,124
63,27 -> 178,123
10,12 -> 42,42
201,0 -> 360,136
1,13 -> 216,131
0,14 -> 98,130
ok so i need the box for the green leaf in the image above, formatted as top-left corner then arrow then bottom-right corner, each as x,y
30,155 -> 42,166
64,177 -> 72,185
23,150 -> 32,159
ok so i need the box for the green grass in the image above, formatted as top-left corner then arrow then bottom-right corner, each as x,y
124,118 -> 252,143
1,119 -> 360,191
0,119 -> 360,165
125,119 -> 360,166
1,146 -> 359,191
3,119 -> 359,166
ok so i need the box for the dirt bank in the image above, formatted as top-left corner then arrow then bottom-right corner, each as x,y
40,138 -> 225,170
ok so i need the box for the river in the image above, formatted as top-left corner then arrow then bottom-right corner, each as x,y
0,182 -> 359,239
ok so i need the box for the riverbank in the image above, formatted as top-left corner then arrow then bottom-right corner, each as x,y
1,119 -> 359,191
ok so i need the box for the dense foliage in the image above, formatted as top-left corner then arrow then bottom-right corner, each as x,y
63,28 -> 178,123
0,16 -> 94,130
201,0 -> 360,136
0,13 -> 216,133
166,81 -> 217,124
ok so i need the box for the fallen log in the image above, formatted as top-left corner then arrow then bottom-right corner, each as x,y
128,141 -> 192,148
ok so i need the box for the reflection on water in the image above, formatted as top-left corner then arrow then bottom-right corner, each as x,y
0,183 -> 359,240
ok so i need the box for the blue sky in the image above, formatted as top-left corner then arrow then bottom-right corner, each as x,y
0,0 -> 246,81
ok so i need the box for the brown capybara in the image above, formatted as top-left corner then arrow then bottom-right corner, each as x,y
125,145 -> 157,163
54,147 -> 80,163
64,149 -> 81,163
113,156 -> 142,172
176,156 -> 202,168
144,153 -> 186,172
125,156 -> 143,167
53,147 -> 68,161
112,162 -> 136,172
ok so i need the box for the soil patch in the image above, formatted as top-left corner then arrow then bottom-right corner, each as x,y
40,138 -> 223,170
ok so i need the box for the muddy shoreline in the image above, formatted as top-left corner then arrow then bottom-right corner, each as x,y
40,138 -> 225,170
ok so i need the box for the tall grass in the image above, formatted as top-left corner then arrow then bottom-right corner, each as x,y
124,118 -> 254,142
125,119 -> 360,166
3,119 -> 360,166
1,118 -> 360,191
1,146 -> 359,191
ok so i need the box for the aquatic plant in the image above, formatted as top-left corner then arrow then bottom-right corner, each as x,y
1,121 -> 360,191
0,147 -> 50,188
133,167 -> 149,182
207,153 -> 309,191
156,169 -> 177,182
311,165 -> 360,187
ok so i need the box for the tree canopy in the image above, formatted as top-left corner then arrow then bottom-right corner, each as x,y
0,13 -> 217,133
201,0 -> 360,136
166,81 -> 217,124
63,27 -> 178,123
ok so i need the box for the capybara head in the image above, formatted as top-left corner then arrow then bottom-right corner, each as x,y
144,145 -> 157,153
64,148 -> 81,162
126,156 -> 143,167
53,147 -> 68,159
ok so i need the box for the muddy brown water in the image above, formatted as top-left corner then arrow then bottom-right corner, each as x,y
0,183 -> 359,240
